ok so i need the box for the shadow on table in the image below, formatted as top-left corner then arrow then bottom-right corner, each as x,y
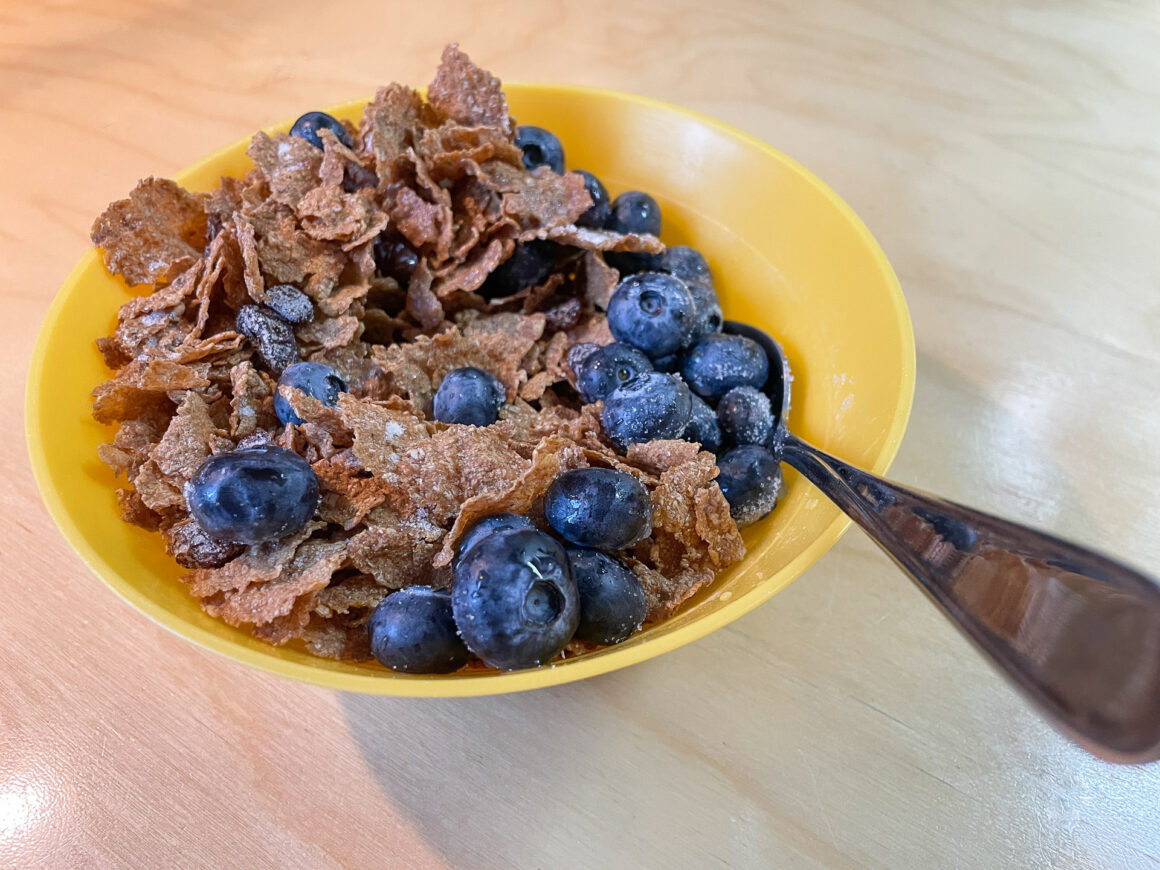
337,647 -> 835,868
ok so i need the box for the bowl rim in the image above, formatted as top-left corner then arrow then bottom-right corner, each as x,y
26,82 -> 916,697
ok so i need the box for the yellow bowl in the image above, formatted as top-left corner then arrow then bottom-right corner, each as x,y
26,84 -> 915,696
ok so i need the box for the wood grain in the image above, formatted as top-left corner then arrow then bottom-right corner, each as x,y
4,1 -> 1160,867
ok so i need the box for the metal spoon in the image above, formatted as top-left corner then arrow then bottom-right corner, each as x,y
723,321 -> 1160,763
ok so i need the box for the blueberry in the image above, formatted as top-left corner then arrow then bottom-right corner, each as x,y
479,241 -> 556,300
603,191 -> 663,274
187,445 -> 320,544
566,549 -> 647,644
367,586 -> 470,674
452,529 -> 579,670
650,353 -> 682,373
681,334 -> 769,399
573,170 -> 611,229
544,468 -> 653,550
274,362 -> 349,426
235,304 -> 300,375
373,234 -> 420,284
605,191 -> 662,237
433,367 -> 505,427
607,272 -> 696,358
455,513 -> 536,563
645,247 -> 720,344
686,280 -> 724,344
652,245 -> 713,286
514,125 -> 565,174
604,251 -> 654,276
289,111 -> 353,150
566,342 -> 600,376
601,372 -> 693,451
264,284 -> 314,324
574,342 -> 654,404
682,394 -> 722,453
716,444 -> 783,528
717,386 -> 773,446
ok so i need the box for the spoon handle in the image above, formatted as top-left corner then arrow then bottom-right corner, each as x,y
779,431 -> 1160,763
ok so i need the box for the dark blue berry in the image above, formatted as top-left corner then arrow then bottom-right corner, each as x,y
650,352 -> 682,373
716,444 -> 783,528
681,334 -> 769,399
479,241 -> 557,300
544,468 -> 653,550
574,342 -> 654,404
187,445 -> 319,544
605,191 -> 662,236
515,125 -> 565,174
566,549 -> 647,644
236,304 -> 300,375
264,284 -> 314,324
456,513 -> 536,563
652,246 -> 713,286
607,272 -> 696,358
289,111 -> 353,150
566,342 -> 600,375
721,321 -> 792,434
717,386 -> 773,446
600,372 -> 693,451
604,251 -> 654,276
373,235 -> 419,283
274,362 -> 348,426
367,586 -> 470,674
452,529 -> 579,670
604,192 -> 663,274
432,367 -> 505,427
686,280 -> 723,344
573,170 -> 611,229
682,394 -> 722,453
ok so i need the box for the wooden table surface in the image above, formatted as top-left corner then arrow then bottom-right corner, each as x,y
5,1 -> 1160,867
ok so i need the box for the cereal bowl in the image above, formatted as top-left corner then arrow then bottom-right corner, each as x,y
26,84 -> 914,695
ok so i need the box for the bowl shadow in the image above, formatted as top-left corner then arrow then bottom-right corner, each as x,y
336,641 -> 852,869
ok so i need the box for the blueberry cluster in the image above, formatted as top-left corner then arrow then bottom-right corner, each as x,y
368,466 -> 651,673
543,145 -> 785,530
579,319 -> 784,528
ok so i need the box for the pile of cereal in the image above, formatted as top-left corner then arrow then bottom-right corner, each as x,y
90,45 -> 784,672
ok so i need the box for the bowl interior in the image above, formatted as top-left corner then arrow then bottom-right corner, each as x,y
27,84 -> 914,696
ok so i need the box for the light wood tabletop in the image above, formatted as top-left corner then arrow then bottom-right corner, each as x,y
6,1 -> 1160,867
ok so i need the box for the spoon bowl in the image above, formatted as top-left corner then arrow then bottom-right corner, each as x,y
721,320 -> 793,448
